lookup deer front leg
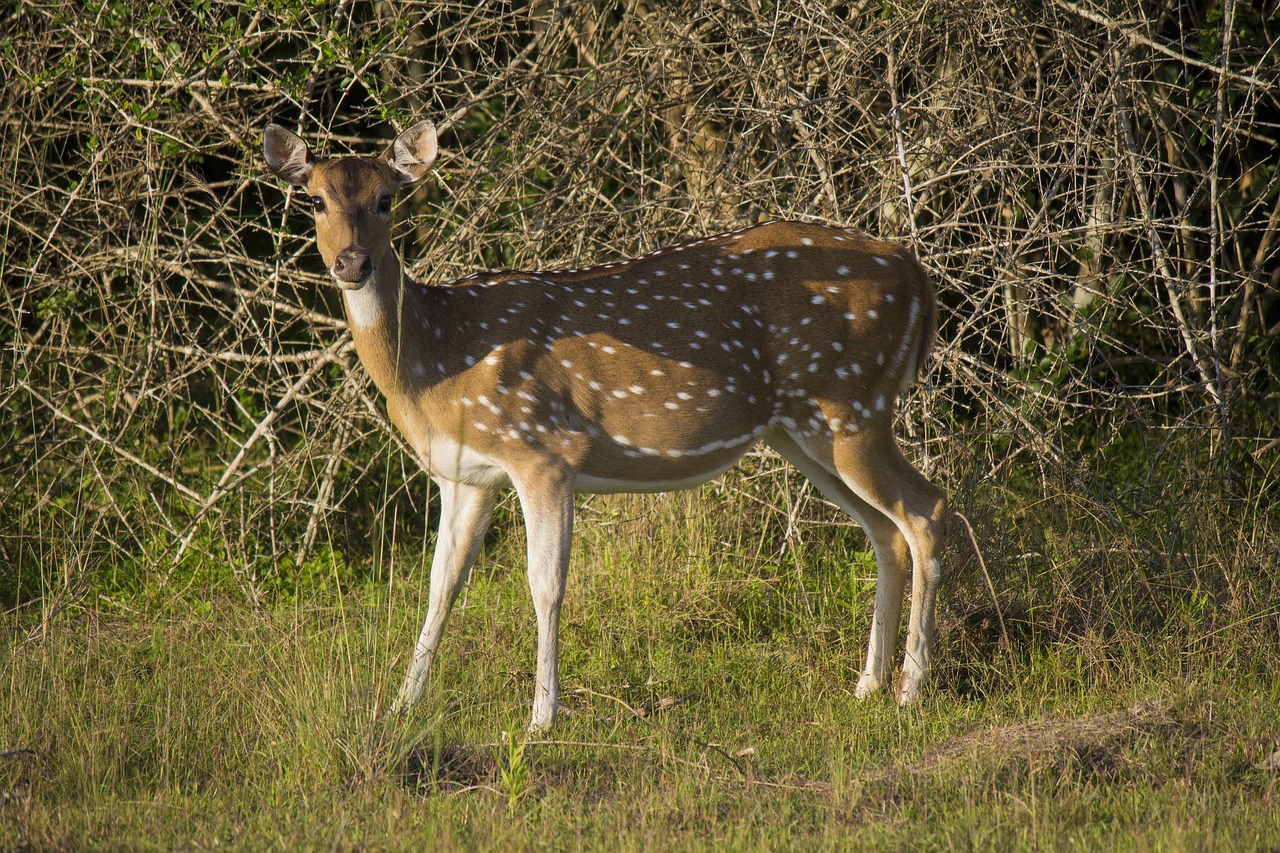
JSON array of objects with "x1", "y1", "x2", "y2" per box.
[
  {"x1": 513, "y1": 468, "x2": 575, "y2": 733},
  {"x1": 393, "y1": 479, "x2": 497, "y2": 713}
]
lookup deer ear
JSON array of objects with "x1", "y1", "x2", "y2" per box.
[
  {"x1": 384, "y1": 120, "x2": 438, "y2": 187},
  {"x1": 263, "y1": 124, "x2": 314, "y2": 187}
]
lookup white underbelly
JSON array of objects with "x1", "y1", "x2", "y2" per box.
[{"x1": 413, "y1": 430, "x2": 749, "y2": 495}]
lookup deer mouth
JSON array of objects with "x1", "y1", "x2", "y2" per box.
[{"x1": 333, "y1": 275, "x2": 368, "y2": 291}]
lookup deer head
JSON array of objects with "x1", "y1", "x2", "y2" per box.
[{"x1": 263, "y1": 120, "x2": 437, "y2": 288}]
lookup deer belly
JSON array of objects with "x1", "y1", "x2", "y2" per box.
[
  {"x1": 572, "y1": 426, "x2": 762, "y2": 494},
  {"x1": 573, "y1": 457, "x2": 740, "y2": 494}
]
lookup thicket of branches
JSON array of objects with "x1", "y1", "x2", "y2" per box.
[{"x1": 3, "y1": 0, "x2": 1277, "y2": 598}]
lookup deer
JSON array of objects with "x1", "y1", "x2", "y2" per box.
[{"x1": 263, "y1": 120, "x2": 947, "y2": 732}]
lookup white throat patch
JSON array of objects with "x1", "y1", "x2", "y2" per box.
[{"x1": 343, "y1": 285, "x2": 382, "y2": 330}]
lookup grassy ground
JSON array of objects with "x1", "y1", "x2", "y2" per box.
[{"x1": 4, "y1": 468, "x2": 1280, "y2": 850}]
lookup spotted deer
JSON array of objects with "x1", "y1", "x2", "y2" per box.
[{"x1": 263, "y1": 120, "x2": 947, "y2": 732}]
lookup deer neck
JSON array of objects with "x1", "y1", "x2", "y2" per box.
[{"x1": 340, "y1": 250, "x2": 423, "y2": 400}]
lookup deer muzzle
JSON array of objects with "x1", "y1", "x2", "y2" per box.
[{"x1": 332, "y1": 247, "x2": 373, "y2": 288}]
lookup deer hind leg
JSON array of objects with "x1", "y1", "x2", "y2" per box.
[
  {"x1": 765, "y1": 429, "x2": 911, "y2": 700},
  {"x1": 829, "y1": 421, "x2": 947, "y2": 705},
  {"x1": 393, "y1": 479, "x2": 498, "y2": 713},
  {"x1": 512, "y1": 467, "x2": 576, "y2": 733}
]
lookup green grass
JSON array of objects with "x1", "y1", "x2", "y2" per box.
[{"x1": 4, "y1": 479, "x2": 1280, "y2": 851}]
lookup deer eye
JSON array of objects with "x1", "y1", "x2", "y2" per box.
[
  {"x1": 310, "y1": 195, "x2": 326, "y2": 212},
  {"x1": 377, "y1": 194, "x2": 392, "y2": 214}
]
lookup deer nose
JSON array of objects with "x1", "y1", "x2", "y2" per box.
[{"x1": 332, "y1": 247, "x2": 373, "y2": 285}]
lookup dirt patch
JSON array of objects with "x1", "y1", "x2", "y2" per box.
[
  {"x1": 851, "y1": 697, "x2": 1212, "y2": 804},
  {"x1": 909, "y1": 698, "x2": 1183, "y2": 780}
]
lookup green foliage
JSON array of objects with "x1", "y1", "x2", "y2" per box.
[{"x1": 496, "y1": 730, "x2": 531, "y2": 817}]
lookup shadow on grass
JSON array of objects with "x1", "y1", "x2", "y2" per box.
[{"x1": 398, "y1": 742, "x2": 497, "y2": 793}]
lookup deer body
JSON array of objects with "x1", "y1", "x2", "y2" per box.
[{"x1": 265, "y1": 121, "x2": 947, "y2": 732}]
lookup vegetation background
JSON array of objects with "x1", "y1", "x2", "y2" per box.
[{"x1": 2, "y1": 0, "x2": 1278, "y2": 849}]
